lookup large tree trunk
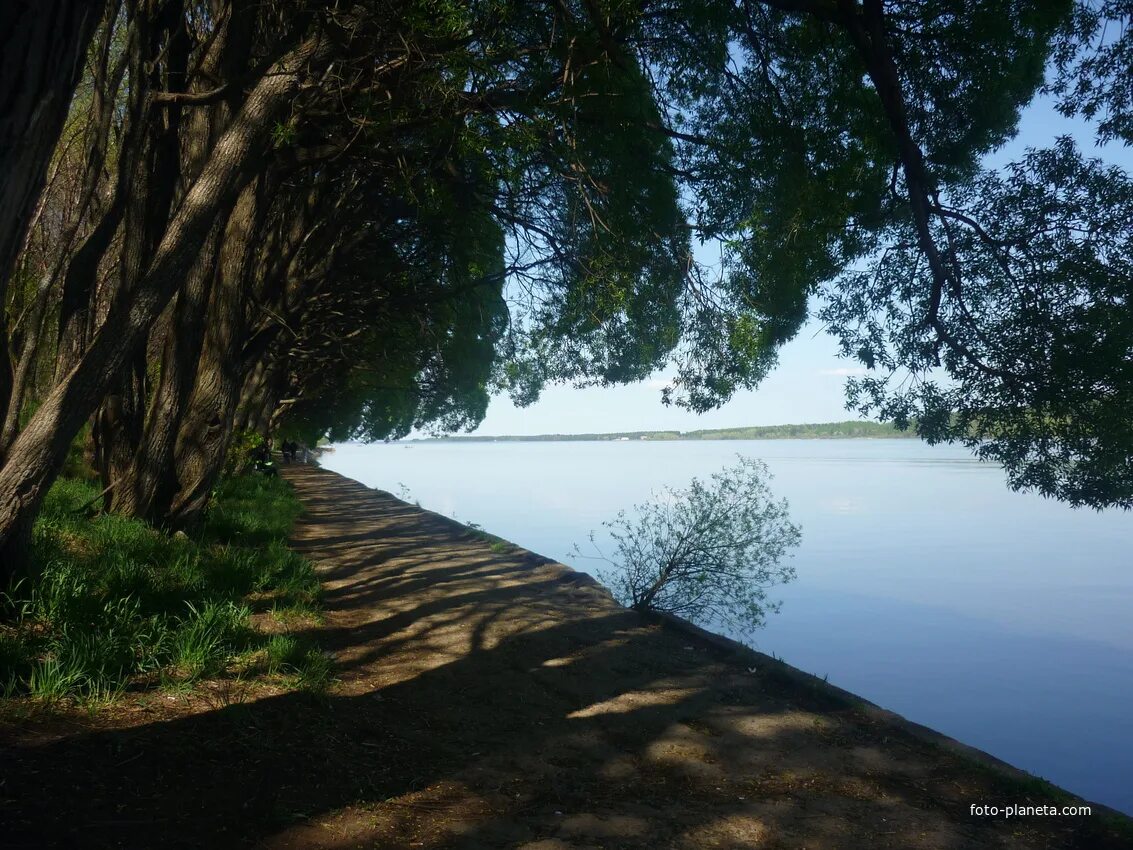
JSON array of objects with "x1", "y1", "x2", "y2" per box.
[
  {"x1": 0, "y1": 0, "x2": 105, "y2": 427},
  {"x1": 0, "y1": 32, "x2": 328, "y2": 577},
  {"x1": 165, "y1": 178, "x2": 266, "y2": 528},
  {"x1": 0, "y1": 0, "x2": 105, "y2": 296},
  {"x1": 35, "y1": 0, "x2": 126, "y2": 381},
  {"x1": 0, "y1": 274, "x2": 53, "y2": 454},
  {"x1": 55, "y1": 192, "x2": 127, "y2": 379},
  {"x1": 234, "y1": 348, "x2": 283, "y2": 435},
  {"x1": 1, "y1": 5, "x2": 127, "y2": 454},
  {"x1": 92, "y1": 352, "x2": 148, "y2": 495},
  {"x1": 103, "y1": 0, "x2": 256, "y2": 521},
  {"x1": 89, "y1": 3, "x2": 189, "y2": 497},
  {"x1": 110, "y1": 217, "x2": 224, "y2": 519}
]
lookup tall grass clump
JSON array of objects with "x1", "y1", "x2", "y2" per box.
[
  {"x1": 205, "y1": 475, "x2": 304, "y2": 546},
  {"x1": 262, "y1": 633, "x2": 331, "y2": 692},
  {"x1": 0, "y1": 474, "x2": 321, "y2": 702}
]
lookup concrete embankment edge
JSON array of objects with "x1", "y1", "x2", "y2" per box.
[{"x1": 346, "y1": 477, "x2": 1124, "y2": 821}]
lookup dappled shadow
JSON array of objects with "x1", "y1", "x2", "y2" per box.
[{"x1": 1, "y1": 466, "x2": 1126, "y2": 849}]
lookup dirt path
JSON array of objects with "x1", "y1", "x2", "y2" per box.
[
  {"x1": 2, "y1": 465, "x2": 1129, "y2": 849},
  {"x1": 269, "y1": 466, "x2": 1128, "y2": 849}
]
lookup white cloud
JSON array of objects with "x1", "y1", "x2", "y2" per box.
[{"x1": 643, "y1": 378, "x2": 672, "y2": 389}]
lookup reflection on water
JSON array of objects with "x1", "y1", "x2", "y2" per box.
[{"x1": 322, "y1": 438, "x2": 1133, "y2": 814}]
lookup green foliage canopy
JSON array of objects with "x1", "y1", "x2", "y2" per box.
[{"x1": 261, "y1": 1, "x2": 1133, "y2": 511}]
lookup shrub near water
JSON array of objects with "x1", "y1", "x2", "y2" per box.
[
  {"x1": 576, "y1": 456, "x2": 801, "y2": 636},
  {"x1": 0, "y1": 475, "x2": 324, "y2": 701}
]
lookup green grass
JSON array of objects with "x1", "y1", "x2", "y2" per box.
[
  {"x1": 265, "y1": 634, "x2": 303, "y2": 674},
  {"x1": 270, "y1": 601, "x2": 323, "y2": 626},
  {"x1": 289, "y1": 647, "x2": 333, "y2": 694},
  {"x1": 262, "y1": 634, "x2": 332, "y2": 693},
  {"x1": 206, "y1": 475, "x2": 305, "y2": 547},
  {"x1": 463, "y1": 521, "x2": 515, "y2": 553},
  {"x1": 0, "y1": 474, "x2": 323, "y2": 703},
  {"x1": 169, "y1": 601, "x2": 252, "y2": 680}
]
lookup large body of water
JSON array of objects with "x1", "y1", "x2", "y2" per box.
[{"x1": 321, "y1": 439, "x2": 1133, "y2": 814}]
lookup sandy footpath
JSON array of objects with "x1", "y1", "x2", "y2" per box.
[
  {"x1": 1, "y1": 464, "x2": 1128, "y2": 849},
  {"x1": 265, "y1": 466, "x2": 1127, "y2": 849}
]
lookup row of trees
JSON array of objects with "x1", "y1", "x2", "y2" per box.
[{"x1": 1, "y1": 0, "x2": 1131, "y2": 574}]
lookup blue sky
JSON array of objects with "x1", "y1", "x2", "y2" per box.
[
  {"x1": 468, "y1": 94, "x2": 1131, "y2": 437},
  {"x1": 476, "y1": 318, "x2": 860, "y2": 435}
]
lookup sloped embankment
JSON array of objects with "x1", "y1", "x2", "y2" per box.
[
  {"x1": 2, "y1": 464, "x2": 1128, "y2": 849},
  {"x1": 267, "y1": 466, "x2": 1129, "y2": 849}
]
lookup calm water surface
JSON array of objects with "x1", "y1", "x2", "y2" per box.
[{"x1": 321, "y1": 439, "x2": 1133, "y2": 814}]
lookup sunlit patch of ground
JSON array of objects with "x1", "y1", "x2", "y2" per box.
[{"x1": 2, "y1": 465, "x2": 1129, "y2": 849}]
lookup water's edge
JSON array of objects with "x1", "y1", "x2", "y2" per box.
[{"x1": 334, "y1": 474, "x2": 1126, "y2": 821}]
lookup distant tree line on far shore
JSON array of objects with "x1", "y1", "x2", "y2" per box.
[
  {"x1": 3, "y1": 0, "x2": 1133, "y2": 573},
  {"x1": 427, "y1": 420, "x2": 919, "y2": 442}
]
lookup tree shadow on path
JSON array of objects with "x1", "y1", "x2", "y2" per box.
[{"x1": 1, "y1": 466, "x2": 1127, "y2": 850}]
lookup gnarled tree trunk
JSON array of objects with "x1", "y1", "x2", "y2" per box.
[
  {"x1": 0, "y1": 32, "x2": 329, "y2": 577},
  {"x1": 110, "y1": 216, "x2": 225, "y2": 520},
  {"x1": 0, "y1": 0, "x2": 106, "y2": 426},
  {"x1": 0, "y1": 273, "x2": 53, "y2": 454},
  {"x1": 90, "y1": 1, "x2": 189, "y2": 496},
  {"x1": 165, "y1": 178, "x2": 266, "y2": 528}
]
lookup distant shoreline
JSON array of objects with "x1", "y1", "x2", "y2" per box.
[{"x1": 416, "y1": 419, "x2": 918, "y2": 443}]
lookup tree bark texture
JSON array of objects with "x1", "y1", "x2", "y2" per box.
[
  {"x1": 166, "y1": 178, "x2": 265, "y2": 528},
  {"x1": 111, "y1": 215, "x2": 225, "y2": 520},
  {"x1": 0, "y1": 0, "x2": 105, "y2": 296},
  {"x1": 92, "y1": 4, "x2": 190, "y2": 500},
  {"x1": 0, "y1": 32, "x2": 329, "y2": 576},
  {"x1": 0, "y1": 0, "x2": 105, "y2": 427}
]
